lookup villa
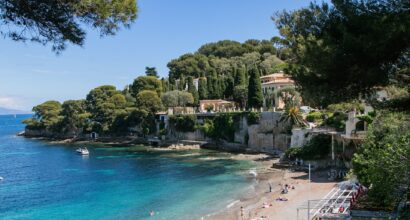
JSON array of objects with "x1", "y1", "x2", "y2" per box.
[{"x1": 260, "y1": 71, "x2": 295, "y2": 109}]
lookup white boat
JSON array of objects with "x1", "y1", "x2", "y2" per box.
[{"x1": 76, "y1": 147, "x2": 89, "y2": 155}]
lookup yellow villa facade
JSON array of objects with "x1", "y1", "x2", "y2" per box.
[{"x1": 260, "y1": 71, "x2": 295, "y2": 109}]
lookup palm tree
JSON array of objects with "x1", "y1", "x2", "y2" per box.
[{"x1": 280, "y1": 100, "x2": 307, "y2": 128}]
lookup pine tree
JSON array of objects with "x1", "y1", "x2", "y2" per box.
[
  {"x1": 145, "y1": 66, "x2": 158, "y2": 78},
  {"x1": 198, "y1": 78, "x2": 208, "y2": 99},
  {"x1": 187, "y1": 76, "x2": 199, "y2": 105},
  {"x1": 247, "y1": 66, "x2": 263, "y2": 108}
]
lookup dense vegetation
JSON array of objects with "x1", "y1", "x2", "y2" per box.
[
  {"x1": 352, "y1": 112, "x2": 409, "y2": 210},
  {"x1": 197, "y1": 113, "x2": 240, "y2": 142},
  {"x1": 196, "y1": 112, "x2": 260, "y2": 142},
  {"x1": 285, "y1": 134, "x2": 331, "y2": 160},
  {"x1": 169, "y1": 115, "x2": 196, "y2": 132},
  {"x1": 24, "y1": 76, "x2": 163, "y2": 136},
  {"x1": 274, "y1": 0, "x2": 410, "y2": 107},
  {"x1": 167, "y1": 40, "x2": 286, "y2": 103},
  {"x1": 276, "y1": 0, "x2": 409, "y2": 213}
]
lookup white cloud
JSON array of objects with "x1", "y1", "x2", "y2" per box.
[{"x1": 0, "y1": 95, "x2": 31, "y2": 111}]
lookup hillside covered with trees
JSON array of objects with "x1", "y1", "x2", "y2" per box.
[
  {"x1": 167, "y1": 39, "x2": 287, "y2": 101},
  {"x1": 23, "y1": 38, "x2": 286, "y2": 137}
]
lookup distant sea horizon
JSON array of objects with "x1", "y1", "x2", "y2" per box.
[{"x1": 0, "y1": 107, "x2": 31, "y2": 115}]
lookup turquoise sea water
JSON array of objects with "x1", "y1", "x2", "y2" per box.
[{"x1": 0, "y1": 115, "x2": 258, "y2": 220}]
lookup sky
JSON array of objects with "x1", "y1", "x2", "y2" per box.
[{"x1": 0, "y1": 0, "x2": 313, "y2": 111}]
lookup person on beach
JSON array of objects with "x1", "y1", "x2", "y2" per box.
[
  {"x1": 276, "y1": 197, "x2": 288, "y2": 201},
  {"x1": 240, "y1": 206, "x2": 244, "y2": 218},
  {"x1": 281, "y1": 187, "x2": 288, "y2": 194},
  {"x1": 268, "y1": 182, "x2": 272, "y2": 192}
]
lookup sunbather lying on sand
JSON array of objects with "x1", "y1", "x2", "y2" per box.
[
  {"x1": 276, "y1": 197, "x2": 288, "y2": 201},
  {"x1": 263, "y1": 202, "x2": 273, "y2": 208}
]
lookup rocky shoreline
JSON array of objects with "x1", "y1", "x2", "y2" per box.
[{"x1": 20, "y1": 131, "x2": 255, "y2": 153}]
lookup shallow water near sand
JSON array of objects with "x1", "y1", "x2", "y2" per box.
[{"x1": 0, "y1": 115, "x2": 259, "y2": 220}]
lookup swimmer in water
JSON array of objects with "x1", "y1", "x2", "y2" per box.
[{"x1": 150, "y1": 210, "x2": 155, "y2": 216}]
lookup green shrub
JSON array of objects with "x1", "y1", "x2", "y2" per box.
[
  {"x1": 159, "y1": 128, "x2": 167, "y2": 136},
  {"x1": 196, "y1": 119, "x2": 214, "y2": 136},
  {"x1": 213, "y1": 114, "x2": 236, "y2": 141},
  {"x1": 204, "y1": 104, "x2": 214, "y2": 112},
  {"x1": 247, "y1": 112, "x2": 260, "y2": 125},
  {"x1": 356, "y1": 111, "x2": 376, "y2": 124},
  {"x1": 306, "y1": 111, "x2": 324, "y2": 123},
  {"x1": 197, "y1": 113, "x2": 242, "y2": 142},
  {"x1": 169, "y1": 115, "x2": 196, "y2": 132},
  {"x1": 324, "y1": 112, "x2": 347, "y2": 131},
  {"x1": 327, "y1": 100, "x2": 364, "y2": 112},
  {"x1": 285, "y1": 134, "x2": 331, "y2": 160},
  {"x1": 285, "y1": 147, "x2": 303, "y2": 158}
]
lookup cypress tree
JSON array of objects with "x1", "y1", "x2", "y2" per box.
[
  {"x1": 247, "y1": 66, "x2": 263, "y2": 108},
  {"x1": 161, "y1": 78, "x2": 169, "y2": 93},
  {"x1": 209, "y1": 77, "x2": 219, "y2": 99},
  {"x1": 207, "y1": 76, "x2": 214, "y2": 98},
  {"x1": 244, "y1": 67, "x2": 249, "y2": 85},
  {"x1": 235, "y1": 67, "x2": 247, "y2": 86},
  {"x1": 231, "y1": 66, "x2": 237, "y2": 78},
  {"x1": 207, "y1": 69, "x2": 220, "y2": 99},
  {"x1": 219, "y1": 77, "x2": 226, "y2": 99},
  {"x1": 178, "y1": 76, "x2": 186, "y2": 91},
  {"x1": 198, "y1": 77, "x2": 208, "y2": 99},
  {"x1": 224, "y1": 76, "x2": 234, "y2": 99},
  {"x1": 213, "y1": 77, "x2": 221, "y2": 99},
  {"x1": 168, "y1": 76, "x2": 176, "y2": 91},
  {"x1": 187, "y1": 76, "x2": 199, "y2": 105}
]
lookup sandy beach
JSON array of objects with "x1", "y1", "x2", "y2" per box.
[{"x1": 206, "y1": 155, "x2": 337, "y2": 220}]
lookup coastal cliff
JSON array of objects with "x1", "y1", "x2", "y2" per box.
[{"x1": 165, "y1": 112, "x2": 291, "y2": 154}]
